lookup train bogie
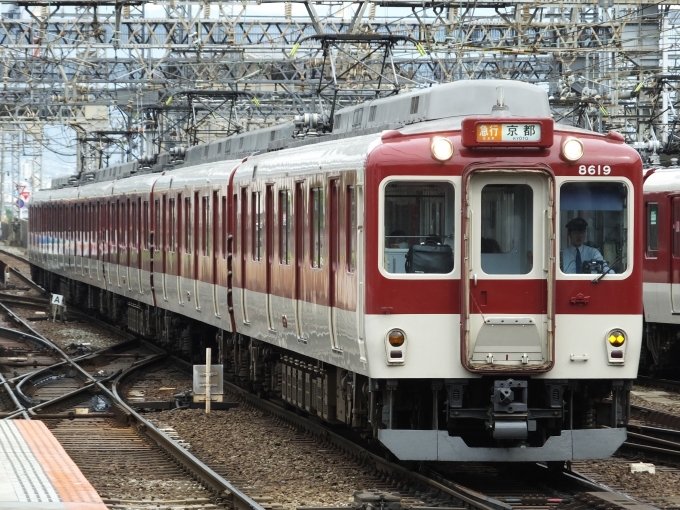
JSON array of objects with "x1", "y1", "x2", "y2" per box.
[{"x1": 30, "y1": 79, "x2": 643, "y2": 462}]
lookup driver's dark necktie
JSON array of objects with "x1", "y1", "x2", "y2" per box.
[{"x1": 575, "y1": 248, "x2": 582, "y2": 274}]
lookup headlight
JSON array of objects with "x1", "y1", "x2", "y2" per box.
[
  {"x1": 607, "y1": 329, "x2": 626, "y2": 347},
  {"x1": 388, "y1": 329, "x2": 405, "y2": 347},
  {"x1": 431, "y1": 137, "x2": 454, "y2": 161},
  {"x1": 562, "y1": 137, "x2": 584, "y2": 162}
]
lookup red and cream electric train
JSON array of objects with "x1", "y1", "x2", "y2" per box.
[{"x1": 29, "y1": 80, "x2": 643, "y2": 462}]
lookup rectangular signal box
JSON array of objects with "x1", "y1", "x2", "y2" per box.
[{"x1": 461, "y1": 117, "x2": 554, "y2": 148}]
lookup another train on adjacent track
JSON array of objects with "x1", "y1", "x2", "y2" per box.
[
  {"x1": 641, "y1": 167, "x2": 680, "y2": 373},
  {"x1": 29, "y1": 79, "x2": 643, "y2": 462}
]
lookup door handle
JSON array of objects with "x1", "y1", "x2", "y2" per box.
[{"x1": 473, "y1": 273, "x2": 478, "y2": 286}]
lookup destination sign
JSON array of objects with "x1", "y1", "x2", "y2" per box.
[{"x1": 476, "y1": 123, "x2": 542, "y2": 143}]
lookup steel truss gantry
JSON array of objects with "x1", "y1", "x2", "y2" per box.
[{"x1": 0, "y1": 0, "x2": 675, "y2": 173}]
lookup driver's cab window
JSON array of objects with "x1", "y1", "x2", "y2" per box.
[
  {"x1": 383, "y1": 181, "x2": 454, "y2": 274},
  {"x1": 559, "y1": 182, "x2": 628, "y2": 275}
]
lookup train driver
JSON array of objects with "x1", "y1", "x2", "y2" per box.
[{"x1": 561, "y1": 217, "x2": 614, "y2": 274}]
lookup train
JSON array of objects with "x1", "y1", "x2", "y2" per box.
[
  {"x1": 642, "y1": 166, "x2": 680, "y2": 373},
  {"x1": 29, "y1": 79, "x2": 643, "y2": 462}
]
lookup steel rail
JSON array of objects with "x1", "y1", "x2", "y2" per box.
[
  {"x1": 0, "y1": 249, "x2": 30, "y2": 266},
  {"x1": 110, "y1": 354, "x2": 267, "y2": 510},
  {"x1": 0, "y1": 371, "x2": 28, "y2": 419},
  {"x1": 204, "y1": 369, "x2": 501, "y2": 510},
  {"x1": 8, "y1": 268, "x2": 46, "y2": 294}
]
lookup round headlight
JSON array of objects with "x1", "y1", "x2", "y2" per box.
[
  {"x1": 562, "y1": 137, "x2": 584, "y2": 162},
  {"x1": 607, "y1": 329, "x2": 626, "y2": 347},
  {"x1": 388, "y1": 329, "x2": 405, "y2": 347},
  {"x1": 431, "y1": 137, "x2": 454, "y2": 161}
]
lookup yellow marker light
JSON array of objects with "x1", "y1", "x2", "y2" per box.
[
  {"x1": 388, "y1": 329, "x2": 405, "y2": 347},
  {"x1": 562, "y1": 137, "x2": 584, "y2": 162},
  {"x1": 607, "y1": 330, "x2": 626, "y2": 347},
  {"x1": 431, "y1": 137, "x2": 454, "y2": 161}
]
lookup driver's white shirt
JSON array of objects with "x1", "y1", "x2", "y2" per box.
[{"x1": 561, "y1": 244, "x2": 609, "y2": 274}]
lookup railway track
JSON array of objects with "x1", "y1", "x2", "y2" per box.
[
  {"x1": 110, "y1": 352, "x2": 650, "y2": 510},
  {"x1": 0, "y1": 259, "x2": 666, "y2": 510},
  {"x1": 0, "y1": 289, "x2": 265, "y2": 510}
]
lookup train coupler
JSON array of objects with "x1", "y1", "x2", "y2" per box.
[{"x1": 488, "y1": 379, "x2": 532, "y2": 439}]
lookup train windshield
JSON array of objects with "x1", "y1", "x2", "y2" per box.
[
  {"x1": 559, "y1": 182, "x2": 628, "y2": 275},
  {"x1": 383, "y1": 181, "x2": 455, "y2": 274}
]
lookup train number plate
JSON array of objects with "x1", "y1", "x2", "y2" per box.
[{"x1": 476, "y1": 123, "x2": 542, "y2": 143}]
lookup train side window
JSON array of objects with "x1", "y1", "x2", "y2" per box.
[
  {"x1": 131, "y1": 201, "x2": 137, "y2": 248},
  {"x1": 202, "y1": 196, "x2": 208, "y2": 255},
  {"x1": 76, "y1": 204, "x2": 81, "y2": 245},
  {"x1": 168, "y1": 198, "x2": 175, "y2": 251},
  {"x1": 311, "y1": 187, "x2": 324, "y2": 268},
  {"x1": 559, "y1": 182, "x2": 628, "y2": 274},
  {"x1": 252, "y1": 191, "x2": 262, "y2": 261},
  {"x1": 347, "y1": 186, "x2": 356, "y2": 273},
  {"x1": 647, "y1": 202, "x2": 658, "y2": 258},
  {"x1": 184, "y1": 197, "x2": 191, "y2": 254},
  {"x1": 84, "y1": 204, "x2": 89, "y2": 245},
  {"x1": 383, "y1": 181, "x2": 454, "y2": 274},
  {"x1": 222, "y1": 196, "x2": 228, "y2": 258},
  {"x1": 143, "y1": 201, "x2": 149, "y2": 249},
  {"x1": 155, "y1": 199, "x2": 161, "y2": 249},
  {"x1": 122, "y1": 200, "x2": 127, "y2": 248},
  {"x1": 279, "y1": 190, "x2": 291, "y2": 264}
]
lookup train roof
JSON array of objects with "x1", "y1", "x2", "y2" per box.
[
  {"x1": 50, "y1": 80, "x2": 553, "y2": 190},
  {"x1": 642, "y1": 166, "x2": 680, "y2": 193}
]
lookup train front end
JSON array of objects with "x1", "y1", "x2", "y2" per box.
[{"x1": 365, "y1": 81, "x2": 643, "y2": 461}]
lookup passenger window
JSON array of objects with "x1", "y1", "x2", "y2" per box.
[
  {"x1": 347, "y1": 186, "x2": 356, "y2": 273},
  {"x1": 184, "y1": 197, "x2": 191, "y2": 254},
  {"x1": 480, "y1": 184, "x2": 533, "y2": 275},
  {"x1": 279, "y1": 190, "x2": 291, "y2": 265},
  {"x1": 252, "y1": 191, "x2": 262, "y2": 261},
  {"x1": 559, "y1": 182, "x2": 628, "y2": 274},
  {"x1": 647, "y1": 202, "x2": 658, "y2": 258},
  {"x1": 311, "y1": 187, "x2": 324, "y2": 268},
  {"x1": 383, "y1": 181, "x2": 454, "y2": 274},
  {"x1": 169, "y1": 199, "x2": 176, "y2": 251}
]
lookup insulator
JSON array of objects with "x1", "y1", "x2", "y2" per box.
[
  {"x1": 123, "y1": 5, "x2": 130, "y2": 18},
  {"x1": 41, "y1": 6, "x2": 47, "y2": 18},
  {"x1": 285, "y1": 2, "x2": 292, "y2": 19},
  {"x1": 369, "y1": 2, "x2": 376, "y2": 19},
  {"x1": 522, "y1": 5, "x2": 530, "y2": 21},
  {"x1": 204, "y1": 3, "x2": 210, "y2": 18}
]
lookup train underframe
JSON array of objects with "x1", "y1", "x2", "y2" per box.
[
  {"x1": 643, "y1": 321, "x2": 680, "y2": 375},
  {"x1": 33, "y1": 267, "x2": 631, "y2": 462}
]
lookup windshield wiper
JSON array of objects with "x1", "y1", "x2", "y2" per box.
[{"x1": 591, "y1": 255, "x2": 622, "y2": 283}]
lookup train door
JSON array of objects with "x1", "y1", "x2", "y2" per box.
[
  {"x1": 176, "y1": 192, "x2": 184, "y2": 305},
  {"x1": 211, "y1": 190, "x2": 220, "y2": 316},
  {"x1": 670, "y1": 197, "x2": 680, "y2": 313},
  {"x1": 463, "y1": 170, "x2": 554, "y2": 370},
  {"x1": 124, "y1": 198, "x2": 131, "y2": 290},
  {"x1": 240, "y1": 187, "x2": 249, "y2": 324},
  {"x1": 265, "y1": 185, "x2": 274, "y2": 330},
  {"x1": 294, "y1": 182, "x2": 304, "y2": 340},
  {"x1": 133, "y1": 198, "x2": 142, "y2": 292},
  {"x1": 75, "y1": 203, "x2": 82, "y2": 275},
  {"x1": 138, "y1": 199, "x2": 143, "y2": 291},
  {"x1": 329, "y1": 179, "x2": 340, "y2": 349},
  {"x1": 194, "y1": 190, "x2": 202, "y2": 311},
  {"x1": 179, "y1": 192, "x2": 195, "y2": 307}
]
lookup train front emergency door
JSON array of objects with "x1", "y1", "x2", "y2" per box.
[{"x1": 464, "y1": 171, "x2": 553, "y2": 369}]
